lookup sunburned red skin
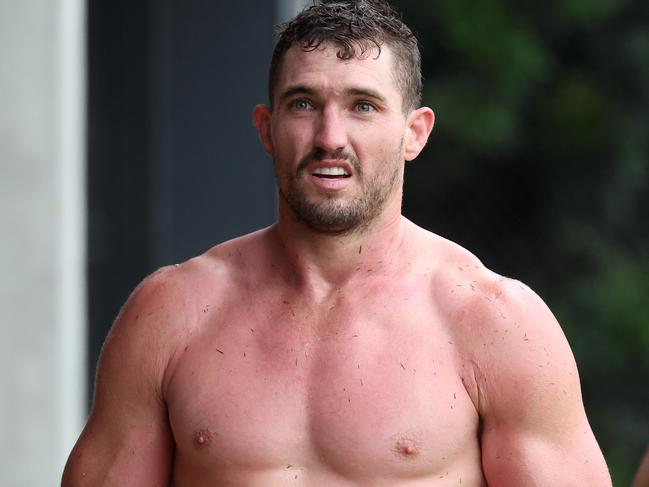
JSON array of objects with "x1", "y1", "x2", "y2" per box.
[
  {"x1": 62, "y1": 37, "x2": 611, "y2": 487},
  {"x1": 162, "y1": 224, "x2": 485, "y2": 486},
  {"x1": 393, "y1": 437, "x2": 419, "y2": 458},
  {"x1": 193, "y1": 429, "x2": 213, "y2": 449},
  {"x1": 61, "y1": 216, "x2": 611, "y2": 486}
]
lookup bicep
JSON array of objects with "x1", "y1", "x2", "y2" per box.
[
  {"x1": 479, "y1": 364, "x2": 612, "y2": 487},
  {"x1": 62, "y1": 408, "x2": 174, "y2": 487},
  {"x1": 474, "y1": 281, "x2": 611, "y2": 486},
  {"x1": 481, "y1": 418, "x2": 610, "y2": 486},
  {"x1": 63, "y1": 273, "x2": 179, "y2": 486}
]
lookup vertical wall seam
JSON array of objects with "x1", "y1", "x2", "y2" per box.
[{"x1": 57, "y1": 0, "x2": 87, "y2": 474}]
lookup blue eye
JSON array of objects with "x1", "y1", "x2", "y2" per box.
[
  {"x1": 356, "y1": 102, "x2": 375, "y2": 113},
  {"x1": 292, "y1": 99, "x2": 313, "y2": 111}
]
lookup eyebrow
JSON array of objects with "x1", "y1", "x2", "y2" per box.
[
  {"x1": 277, "y1": 85, "x2": 317, "y2": 103},
  {"x1": 345, "y1": 87, "x2": 388, "y2": 105},
  {"x1": 277, "y1": 85, "x2": 388, "y2": 105}
]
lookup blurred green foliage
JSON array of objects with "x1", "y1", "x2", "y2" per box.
[{"x1": 394, "y1": 0, "x2": 649, "y2": 484}]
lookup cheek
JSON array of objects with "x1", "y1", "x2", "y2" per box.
[
  {"x1": 353, "y1": 122, "x2": 405, "y2": 156},
  {"x1": 272, "y1": 122, "x2": 313, "y2": 160},
  {"x1": 362, "y1": 138, "x2": 404, "y2": 167}
]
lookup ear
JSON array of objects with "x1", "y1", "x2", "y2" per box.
[
  {"x1": 253, "y1": 104, "x2": 274, "y2": 156},
  {"x1": 404, "y1": 107, "x2": 435, "y2": 162}
]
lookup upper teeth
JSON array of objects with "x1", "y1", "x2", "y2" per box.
[{"x1": 313, "y1": 167, "x2": 348, "y2": 176}]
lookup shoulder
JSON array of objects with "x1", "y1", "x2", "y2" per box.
[
  {"x1": 101, "y1": 228, "x2": 272, "y2": 382},
  {"x1": 424, "y1": 230, "x2": 564, "y2": 353},
  {"x1": 108, "y1": 257, "x2": 214, "y2": 347},
  {"x1": 97, "y1": 263, "x2": 205, "y2": 398},
  {"x1": 121, "y1": 226, "x2": 272, "y2": 324},
  {"x1": 420, "y1": 230, "x2": 579, "y2": 416},
  {"x1": 413, "y1": 225, "x2": 611, "y2": 485}
]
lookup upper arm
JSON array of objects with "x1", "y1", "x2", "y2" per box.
[
  {"x1": 633, "y1": 448, "x2": 649, "y2": 487},
  {"x1": 62, "y1": 267, "x2": 189, "y2": 486},
  {"x1": 466, "y1": 278, "x2": 611, "y2": 486}
]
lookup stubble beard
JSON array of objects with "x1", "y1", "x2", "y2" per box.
[{"x1": 275, "y1": 142, "x2": 404, "y2": 235}]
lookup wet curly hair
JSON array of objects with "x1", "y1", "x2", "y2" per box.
[{"x1": 268, "y1": 0, "x2": 422, "y2": 112}]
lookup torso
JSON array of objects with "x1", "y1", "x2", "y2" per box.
[{"x1": 163, "y1": 225, "x2": 488, "y2": 486}]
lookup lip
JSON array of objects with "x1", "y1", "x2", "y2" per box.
[{"x1": 309, "y1": 173, "x2": 352, "y2": 190}]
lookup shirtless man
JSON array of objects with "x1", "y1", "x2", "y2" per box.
[{"x1": 62, "y1": 1, "x2": 612, "y2": 485}]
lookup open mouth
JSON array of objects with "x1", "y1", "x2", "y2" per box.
[{"x1": 312, "y1": 167, "x2": 351, "y2": 179}]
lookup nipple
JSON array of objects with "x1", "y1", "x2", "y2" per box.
[
  {"x1": 193, "y1": 429, "x2": 213, "y2": 448},
  {"x1": 394, "y1": 438, "x2": 419, "y2": 458}
]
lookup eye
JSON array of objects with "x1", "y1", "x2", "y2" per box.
[
  {"x1": 291, "y1": 99, "x2": 314, "y2": 111},
  {"x1": 356, "y1": 102, "x2": 376, "y2": 114}
]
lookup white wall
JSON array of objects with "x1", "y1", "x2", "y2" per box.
[{"x1": 0, "y1": 0, "x2": 86, "y2": 485}]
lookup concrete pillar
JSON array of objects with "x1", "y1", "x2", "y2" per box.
[{"x1": 0, "y1": 0, "x2": 86, "y2": 484}]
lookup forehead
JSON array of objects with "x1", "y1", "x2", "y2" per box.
[{"x1": 275, "y1": 43, "x2": 400, "y2": 102}]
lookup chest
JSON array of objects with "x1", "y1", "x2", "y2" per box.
[{"x1": 165, "y1": 297, "x2": 479, "y2": 480}]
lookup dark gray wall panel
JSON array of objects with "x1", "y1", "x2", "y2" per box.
[
  {"x1": 87, "y1": 0, "x2": 277, "y2": 405},
  {"x1": 150, "y1": 1, "x2": 277, "y2": 264}
]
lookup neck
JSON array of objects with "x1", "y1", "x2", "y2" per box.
[{"x1": 270, "y1": 195, "x2": 410, "y2": 300}]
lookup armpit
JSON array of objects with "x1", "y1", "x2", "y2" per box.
[{"x1": 459, "y1": 357, "x2": 488, "y2": 416}]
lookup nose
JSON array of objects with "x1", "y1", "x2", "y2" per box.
[{"x1": 313, "y1": 105, "x2": 348, "y2": 154}]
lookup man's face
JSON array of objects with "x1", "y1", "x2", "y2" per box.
[{"x1": 259, "y1": 43, "x2": 412, "y2": 234}]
